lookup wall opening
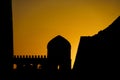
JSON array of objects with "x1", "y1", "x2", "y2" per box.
[
  {"x1": 57, "y1": 65, "x2": 60, "y2": 70},
  {"x1": 13, "y1": 64, "x2": 17, "y2": 69},
  {"x1": 37, "y1": 64, "x2": 42, "y2": 69}
]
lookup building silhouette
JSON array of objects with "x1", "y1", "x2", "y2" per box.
[
  {"x1": 1, "y1": 0, "x2": 13, "y2": 80},
  {"x1": 73, "y1": 16, "x2": 120, "y2": 80},
  {"x1": 13, "y1": 35, "x2": 71, "y2": 80},
  {"x1": 12, "y1": 16, "x2": 120, "y2": 80},
  {"x1": 1, "y1": 0, "x2": 120, "y2": 80},
  {"x1": 47, "y1": 35, "x2": 71, "y2": 72},
  {"x1": 13, "y1": 55, "x2": 47, "y2": 71}
]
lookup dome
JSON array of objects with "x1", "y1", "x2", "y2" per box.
[{"x1": 47, "y1": 35, "x2": 71, "y2": 49}]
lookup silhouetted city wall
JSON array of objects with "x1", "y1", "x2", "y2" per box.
[
  {"x1": 73, "y1": 16, "x2": 120, "y2": 80},
  {"x1": 1, "y1": 1, "x2": 120, "y2": 80},
  {"x1": 13, "y1": 35, "x2": 71, "y2": 80}
]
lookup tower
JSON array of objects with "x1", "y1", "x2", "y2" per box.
[
  {"x1": 0, "y1": 0, "x2": 13, "y2": 79},
  {"x1": 47, "y1": 35, "x2": 71, "y2": 72},
  {"x1": 73, "y1": 16, "x2": 120, "y2": 80}
]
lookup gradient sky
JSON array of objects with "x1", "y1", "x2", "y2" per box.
[{"x1": 12, "y1": 0, "x2": 120, "y2": 68}]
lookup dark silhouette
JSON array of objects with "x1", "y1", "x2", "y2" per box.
[
  {"x1": 13, "y1": 35, "x2": 71, "y2": 80},
  {"x1": 47, "y1": 35, "x2": 71, "y2": 72},
  {"x1": 73, "y1": 16, "x2": 120, "y2": 80},
  {"x1": 13, "y1": 55, "x2": 48, "y2": 80},
  {"x1": 0, "y1": 0, "x2": 13, "y2": 80},
  {"x1": 47, "y1": 35, "x2": 71, "y2": 80},
  {"x1": 13, "y1": 55, "x2": 47, "y2": 71},
  {"x1": 12, "y1": 16, "x2": 120, "y2": 80},
  {"x1": 1, "y1": 0, "x2": 120, "y2": 80}
]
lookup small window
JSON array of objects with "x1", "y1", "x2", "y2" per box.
[
  {"x1": 30, "y1": 64, "x2": 33, "y2": 66},
  {"x1": 23, "y1": 64, "x2": 26, "y2": 67},
  {"x1": 37, "y1": 64, "x2": 42, "y2": 69},
  {"x1": 30, "y1": 64, "x2": 33, "y2": 68},
  {"x1": 13, "y1": 64, "x2": 17, "y2": 69},
  {"x1": 57, "y1": 65, "x2": 60, "y2": 70}
]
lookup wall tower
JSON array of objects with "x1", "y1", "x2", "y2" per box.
[
  {"x1": 47, "y1": 35, "x2": 71, "y2": 72},
  {"x1": 0, "y1": 0, "x2": 13, "y2": 79}
]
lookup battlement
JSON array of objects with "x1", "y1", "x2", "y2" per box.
[{"x1": 13, "y1": 55, "x2": 47, "y2": 59}]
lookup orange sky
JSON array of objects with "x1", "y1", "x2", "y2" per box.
[{"x1": 12, "y1": 0, "x2": 120, "y2": 68}]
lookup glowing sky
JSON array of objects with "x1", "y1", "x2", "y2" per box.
[{"x1": 12, "y1": 0, "x2": 120, "y2": 68}]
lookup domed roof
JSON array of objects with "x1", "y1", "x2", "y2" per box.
[{"x1": 47, "y1": 35, "x2": 71, "y2": 49}]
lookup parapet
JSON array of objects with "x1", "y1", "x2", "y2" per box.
[{"x1": 13, "y1": 55, "x2": 47, "y2": 59}]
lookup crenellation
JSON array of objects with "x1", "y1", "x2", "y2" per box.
[
  {"x1": 38, "y1": 55, "x2": 40, "y2": 58},
  {"x1": 2, "y1": 6, "x2": 120, "y2": 79},
  {"x1": 20, "y1": 55, "x2": 22, "y2": 58},
  {"x1": 34, "y1": 55, "x2": 38, "y2": 58},
  {"x1": 32, "y1": 55, "x2": 34, "y2": 58},
  {"x1": 44, "y1": 55, "x2": 46, "y2": 58},
  {"x1": 13, "y1": 55, "x2": 47, "y2": 59},
  {"x1": 29, "y1": 55, "x2": 31, "y2": 58},
  {"x1": 23, "y1": 55, "x2": 25, "y2": 58},
  {"x1": 17, "y1": 55, "x2": 19, "y2": 58},
  {"x1": 26, "y1": 55, "x2": 28, "y2": 58},
  {"x1": 41, "y1": 55, "x2": 43, "y2": 58}
]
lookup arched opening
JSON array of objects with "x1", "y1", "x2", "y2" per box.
[
  {"x1": 57, "y1": 65, "x2": 60, "y2": 70},
  {"x1": 23, "y1": 64, "x2": 26, "y2": 67},
  {"x1": 13, "y1": 64, "x2": 17, "y2": 69},
  {"x1": 37, "y1": 64, "x2": 42, "y2": 69},
  {"x1": 30, "y1": 64, "x2": 33, "y2": 66},
  {"x1": 30, "y1": 64, "x2": 33, "y2": 68}
]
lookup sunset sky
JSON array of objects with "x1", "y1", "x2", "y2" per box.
[{"x1": 12, "y1": 0, "x2": 120, "y2": 68}]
